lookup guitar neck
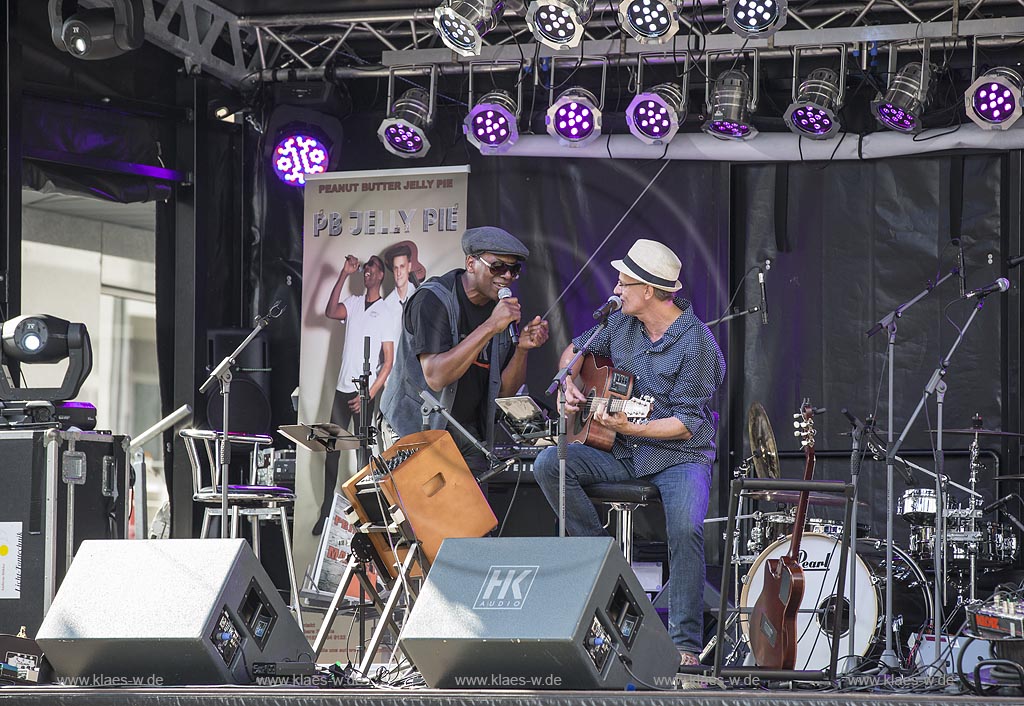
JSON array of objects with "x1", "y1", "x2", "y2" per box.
[
  {"x1": 584, "y1": 397, "x2": 633, "y2": 413},
  {"x1": 789, "y1": 414, "x2": 816, "y2": 561}
]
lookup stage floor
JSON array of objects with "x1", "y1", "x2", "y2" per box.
[{"x1": 0, "y1": 686, "x2": 1020, "y2": 706}]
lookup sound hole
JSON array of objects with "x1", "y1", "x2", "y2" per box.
[{"x1": 817, "y1": 595, "x2": 851, "y2": 638}]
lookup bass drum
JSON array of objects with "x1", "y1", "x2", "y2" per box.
[{"x1": 740, "y1": 533, "x2": 931, "y2": 672}]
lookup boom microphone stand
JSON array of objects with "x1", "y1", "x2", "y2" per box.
[
  {"x1": 199, "y1": 301, "x2": 285, "y2": 538},
  {"x1": 546, "y1": 317, "x2": 612, "y2": 537},
  {"x1": 865, "y1": 268, "x2": 957, "y2": 669},
  {"x1": 889, "y1": 296, "x2": 993, "y2": 675}
]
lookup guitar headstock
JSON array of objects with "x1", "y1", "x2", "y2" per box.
[
  {"x1": 792, "y1": 398, "x2": 817, "y2": 451},
  {"x1": 621, "y1": 395, "x2": 654, "y2": 421}
]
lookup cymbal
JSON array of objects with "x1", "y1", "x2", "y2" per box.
[
  {"x1": 928, "y1": 428, "x2": 1024, "y2": 438},
  {"x1": 747, "y1": 402, "x2": 780, "y2": 479},
  {"x1": 745, "y1": 489, "x2": 867, "y2": 508}
]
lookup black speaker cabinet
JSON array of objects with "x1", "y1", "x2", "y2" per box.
[
  {"x1": 0, "y1": 429, "x2": 129, "y2": 637},
  {"x1": 205, "y1": 328, "x2": 271, "y2": 434},
  {"x1": 37, "y1": 539, "x2": 311, "y2": 685},
  {"x1": 399, "y1": 537, "x2": 678, "y2": 689}
]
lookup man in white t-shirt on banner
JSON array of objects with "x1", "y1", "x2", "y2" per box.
[
  {"x1": 382, "y1": 242, "x2": 423, "y2": 346},
  {"x1": 315, "y1": 254, "x2": 394, "y2": 535}
]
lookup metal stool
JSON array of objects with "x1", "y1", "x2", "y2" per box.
[
  {"x1": 586, "y1": 479, "x2": 661, "y2": 564},
  {"x1": 181, "y1": 428, "x2": 302, "y2": 625}
]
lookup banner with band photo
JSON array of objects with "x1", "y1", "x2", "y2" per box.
[{"x1": 295, "y1": 165, "x2": 468, "y2": 641}]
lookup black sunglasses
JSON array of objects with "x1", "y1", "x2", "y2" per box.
[{"x1": 476, "y1": 256, "x2": 522, "y2": 279}]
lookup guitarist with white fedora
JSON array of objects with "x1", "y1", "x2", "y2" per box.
[{"x1": 533, "y1": 238, "x2": 725, "y2": 669}]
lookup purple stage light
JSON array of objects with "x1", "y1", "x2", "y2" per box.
[
  {"x1": 525, "y1": 0, "x2": 594, "y2": 49},
  {"x1": 871, "y1": 62, "x2": 929, "y2": 134},
  {"x1": 464, "y1": 89, "x2": 520, "y2": 155},
  {"x1": 965, "y1": 68, "x2": 1024, "y2": 130},
  {"x1": 702, "y1": 69, "x2": 757, "y2": 141},
  {"x1": 546, "y1": 88, "x2": 602, "y2": 147},
  {"x1": 378, "y1": 87, "x2": 433, "y2": 158},
  {"x1": 272, "y1": 134, "x2": 329, "y2": 186},
  {"x1": 618, "y1": 0, "x2": 679, "y2": 43},
  {"x1": 626, "y1": 82, "x2": 685, "y2": 144},
  {"x1": 784, "y1": 68, "x2": 842, "y2": 140}
]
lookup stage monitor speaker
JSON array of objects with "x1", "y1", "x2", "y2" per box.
[
  {"x1": 205, "y1": 328, "x2": 272, "y2": 434},
  {"x1": 399, "y1": 537, "x2": 678, "y2": 689},
  {"x1": 37, "y1": 539, "x2": 311, "y2": 685}
]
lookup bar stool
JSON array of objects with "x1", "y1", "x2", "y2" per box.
[
  {"x1": 585, "y1": 479, "x2": 662, "y2": 564},
  {"x1": 181, "y1": 428, "x2": 302, "y2": 625}
]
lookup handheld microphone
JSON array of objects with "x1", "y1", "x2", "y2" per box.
[
  {"x1": 983, "y1": 494, "x2": 1017, "y2": 514},
  {"x1": 758, "y1": 266, "x2": 769, "y2": 325},
  {"x1": 964, "y1": 277, "x2": 1010, "y2": 299},
  {"x1": 593, "y1": 295, "x2": 623, "y2": 320},
  {"x1": 955, "y1": 238, "x2": 966, "y2": 298},
  {"x1": 497, "y1": 287, "x2": 519, "y2": 344}
]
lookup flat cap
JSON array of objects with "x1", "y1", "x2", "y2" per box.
[{"x1": 461, "y1": 226, "x2": 530, "y2": 260}]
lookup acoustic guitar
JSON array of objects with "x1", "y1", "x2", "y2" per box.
[
  {"x1": 748, "y1": 400, "x2": 817, "y2": 670},
  {"x1": 567, "y1": 353, "x2": 653, "y2": 451}
]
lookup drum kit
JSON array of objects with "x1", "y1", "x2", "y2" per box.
[{"x1": 710, "y1": 402, "x2": 1024, "y2": 672}]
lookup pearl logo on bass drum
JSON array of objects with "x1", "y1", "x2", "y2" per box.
[{"x1": 473, "y1": 566, "x2": 539, "y2": 610}]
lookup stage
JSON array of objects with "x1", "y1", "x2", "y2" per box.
[{"x1": 0, "y1": 685, "x2": 1020, "y2": 706}]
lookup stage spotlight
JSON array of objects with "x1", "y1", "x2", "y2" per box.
[
  {"x1": 784, "y1": 68, "x2": 842, "y2": 139},
  {"x1": 871, "y1": 62, "x2": 930, "y2": 133},
  {"x1": 966, "y1": 68, "x2": 1023, "y2": 130},
  {"x1": 433, "y1": 0, "x2": 506, "y2": 57},
  {"x1": 272, "y1": 132, "x2": 330, "y2": 186},
  {"x1": 525, "y1": 0, "x2": 595, "y2": 50},
  {"x1": 48, "y1": 0, "x2": 144, "y2": 61},
  {"x1": 0, "y1": 315, "x2": 93, "y2": 403},
  {"x1": 703, "y1": 69, "x2": 757, "y2": 140},
  {"x1": 465, "y1": 90, "x2": 520, "y2": 155},
  {"x1": 626, "y1": 83, "x2": 686, "y2": 144},
  {"x1": 378, "y1": 88, "x2": 434, "y2": 158},
  {"x1": 546, "y1": 87, "x2": 602, "y2": 147},
  {"x1": 618, "y1": 0, "x2": 680, "y2": 44},
  {"x1": 724, "y1": 0, "x2": 787, "y2": 39}
]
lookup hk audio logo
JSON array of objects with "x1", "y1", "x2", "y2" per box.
[{"x1": 473, "y1": 566, "x2": 539, "y2": 610}]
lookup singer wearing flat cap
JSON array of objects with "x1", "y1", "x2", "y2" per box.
[
  {"x1": 533, "y1": 238, "x2": 725, "y2": 668},
  {"x1": 381, "y1": 226, "x2": 550, "y2": 473}
]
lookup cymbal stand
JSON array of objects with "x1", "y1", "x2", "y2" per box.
[
  {"x1": 866, "y1": 266, "x2": 957, "y2": 670},
  {"x1": 889, "y1": 297, "x2": 989, "y2": 675},
  {"x1": 841, "y1": 410, "x2": 868, "y2": 672},
  {"x1": 966, "y1": 433, "x2": 983, "y2": 601}
]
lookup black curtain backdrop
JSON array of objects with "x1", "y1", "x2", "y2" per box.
[{"x1": 734, "y1": 156, "x2": 1007, "y2": 545}]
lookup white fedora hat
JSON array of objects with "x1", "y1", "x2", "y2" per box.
[{"x1": 611, "y1": 239, "x2": 682, "y2": 292}]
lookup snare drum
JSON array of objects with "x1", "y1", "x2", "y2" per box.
[
  {"x1": 897, "y1": 488, "x2": 939, "y2": 525},
  {"x1": 746, "y1": 513, "x2": 795, "y2": 555}
]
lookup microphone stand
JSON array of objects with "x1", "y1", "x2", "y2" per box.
[
  {"x1": 199, "y1": 301, "x2": 284, "y2": 539},
  {"x1": 841, "y1": 410, "x2": 866, "y2": 672},
  {"x1": 706, "y1": 306, "x2": 760, "y2": 328},
  {"x1": 354, "y1": 336, "x2": 374, "y2": 472},
  {"x1": 545, "y1": 319, "x2": 611, "y2": 537},
  {"x1": 889, "y1": 297, "x2": 991, "y2": 675},
  {"x1": 865, "y1": 268, "x2": 956, "y2": 670},
  {"x1": 418, "y1": 390, "x2": 514, "y2": 482}
]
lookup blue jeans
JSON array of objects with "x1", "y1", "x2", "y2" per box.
[{"x1": 533, "y1": 444, "x2": 711, "y2": 654}]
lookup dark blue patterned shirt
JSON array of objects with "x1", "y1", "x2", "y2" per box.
[{"x1": 572, "y1": 297, "x2": 725, "y2": 476}]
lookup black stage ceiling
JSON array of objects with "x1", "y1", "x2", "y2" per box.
[{"x1": 0, "y1": 688, "x2": 1021, "y2": 706}]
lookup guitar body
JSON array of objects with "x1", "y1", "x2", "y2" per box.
[
  {"x1": 749, "y1": 555, "x2": 804, "y2": 669},
  {"x1": 567, "y1": 355, "x2": 631, "y2": 451},
  {"x1": 748, "y1": 400, "x2": 818, "y2": 671}
]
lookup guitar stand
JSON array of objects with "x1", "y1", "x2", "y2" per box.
[
  {"x1": 679, "y1": 476, "x2": 856, "y2": 683},
  {"x1": 312, "y1": 505, "x2": 427, "y2": 674}
]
